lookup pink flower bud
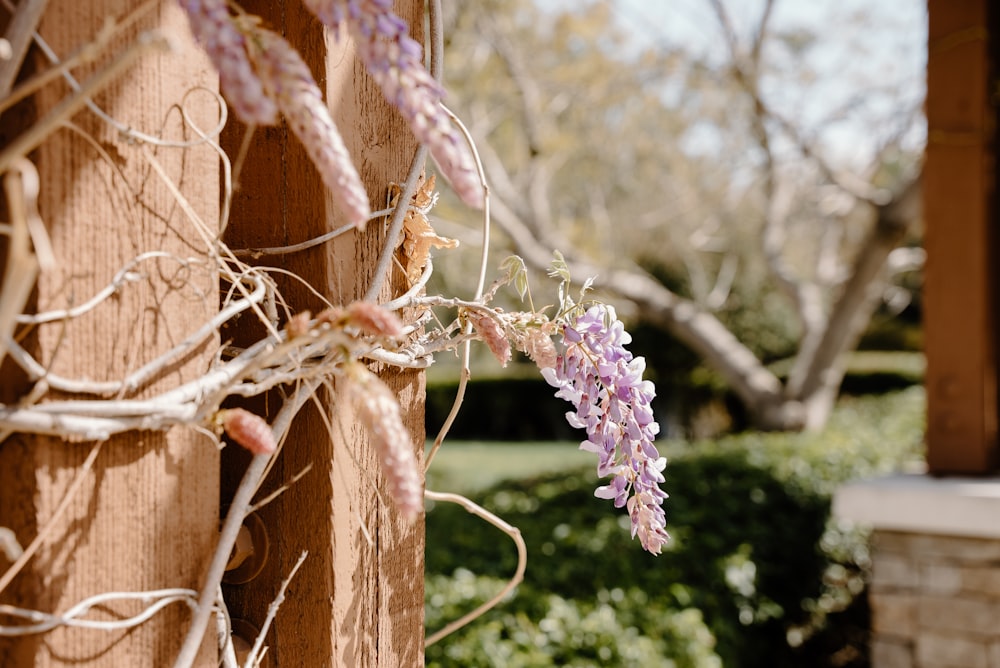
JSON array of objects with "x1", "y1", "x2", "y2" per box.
[
  {"x1": 343, "y1": 362, "x2": 423, "y2": 520},
  {"x1": 466, "y1": 310, "x2": 511, "y2": 367},
  {"x1": 345, "y1": 301, "x2": 404, "y2": 338},
  {"x1": 220, "y1": 408, "x2": 277, "y2": 455}
]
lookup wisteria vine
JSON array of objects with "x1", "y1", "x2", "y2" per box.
[
  {"x1": 0, "y1": 0, "x2": 669, "y2": 661},
  {"x1": 175, "y1": 0, "x2": 670, "y2": 554}
]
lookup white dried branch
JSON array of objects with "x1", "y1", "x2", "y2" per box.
[
  {"x1": 232, "y1": 207, "x2": 392, "y2": 258},
  {"x1": 0, "y1": 588, "x2": 198, "y2": 636},
  {"x1": 0, "y1": 30, "x2": 171, "y2": 172},
  {"x1": 2, "y1": 336, "x2": 122, "y2": 396},
  {"x1": 0, "y1": 0, "x2": 49, "y2": 98},
  {"x1": 0, "y1": 161, "x2": 40, "y2": 367},
  {"x1": 0, "y1": 309, "x2": 370, "y2": 440},
  {"x1": 16, "y1": 251, "x2": 187, "y2": 325},
  {"x1": 242, "y1": 550, "x2": 308, "y2": 668},
  {"x1": 424, "y1": 105, "x2": 491, "y2": 469},
  {"x1": 363, "y1": 144, "x2": 429, "y2": 302},
  {"x1": 423, "y1": 490, "x2": 526, "y2": 647},
  {"x1": 0, "y1": 274, "x2": 500, "y2": 440},
  {"x1": 380, "y1": 256, "x2": 435, "y2": 310},
  {"x1": 4, "y1": 270, "x2": 266, "y2": 398},
  {"x1": 173, "y1": 383, "x2": 317, "y2": 668},
  {"x1": 216, "y1": 588, "x2": 239, "y2": 668}
]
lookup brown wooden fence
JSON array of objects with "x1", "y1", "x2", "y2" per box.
[{"x1": 0, "y1": 1, "x2": 425, "y2": 665}]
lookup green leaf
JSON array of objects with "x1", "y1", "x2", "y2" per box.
[
  {"x1": 501, "y1": 255, "x2": 530, "y2": 301},
  {"x1": 547, "y1": 250, "x2": 571, "y2": 282}
]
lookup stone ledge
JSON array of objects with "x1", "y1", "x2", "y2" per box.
[{"x1": 833, "y1": 473, "x2": 1000, "y2": 538}]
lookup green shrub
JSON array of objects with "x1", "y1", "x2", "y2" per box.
[
  {"x1": 426, "y1": 571, "x2": 721, "y2": 668},
  {"x1": 426, "y1": 387, "x2": 925, "y2": 667}
]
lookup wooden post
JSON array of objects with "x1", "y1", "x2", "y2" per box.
[
  {"x1": 218, "y1": 1, "x2": 426, "y2": 665},
  {"x1": 924, "y1": 0, "x2": 999, "y2": 474},
  {"x1": 0, "y1": 1, "x2": 220, "y2": 665}
]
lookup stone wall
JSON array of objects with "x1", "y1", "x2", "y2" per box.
[{"x1": 869, "y1": 530, "x2": 1000, "y2": 668}]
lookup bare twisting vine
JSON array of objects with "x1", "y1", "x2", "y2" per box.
[{"x1": 0, "y1": 0, "x2": 669, "y2": 662}]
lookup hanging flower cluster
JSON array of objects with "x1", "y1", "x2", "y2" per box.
[
  {"x1": 178, "y1": 0, "x2": 277, "y2": 125},
  {"x1": 459, "y1": 253, "x2": 670, "y2": 553},
  {"x1": 243, "y1": 23, "x2": 371, "y2": 228},
  {"x1": 542, "y1": 305, "x2": 670, "y2": 555},
  {"x1": 302, "y1": 0, "x2": 483, "y2": 207},
  {"x1": 179, "y1": 0, "x2": 484, "y2": 224}
]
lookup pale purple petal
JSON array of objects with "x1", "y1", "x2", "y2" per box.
[
  {"x1": 178, "y1": 0, "x2": 277, "y2": 124},
  {"x1": 244, "y1": 25, "x2": 371, "y2": 229},
  {"x1": 546, "y1": 304, "x2": 670, "y2": 554},
  {"x1": 304, "y1": 0, "x2": 484, "y2": 207}
]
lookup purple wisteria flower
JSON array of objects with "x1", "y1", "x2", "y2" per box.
[
  {"x1": 178, "y1": 0, "x2": 277, "y2": 125},
  {"x1": 243, "y1": 24, "x2": 371, "y2": 229},
  {"x1": 542, "y1": 305, "x2": 670, "y2": 555},
  {"x1": 302, "y1": 0, "x2": 484, "y2": 208}
]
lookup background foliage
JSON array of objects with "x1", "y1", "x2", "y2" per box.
[
  {"x1": 430, "y1": 0, "x2": 926, "y2": 430},
  {"x1": 425, "y1": 387, "x2": 924, "y2": 667}
]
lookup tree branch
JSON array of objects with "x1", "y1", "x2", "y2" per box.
[
  {"x1": 488, "y1": 188, "x2": 787, "y2": 420},
  {"x1": 786, "y1": 174, "x2": 922, "y2": 408},
  {"x1": 479, "y1": 15, "x2": 555, "y2": 232}
]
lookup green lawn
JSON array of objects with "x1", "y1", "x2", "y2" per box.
[{"x1": 425, "y1": 440, "x2": 592, "y2": 495}]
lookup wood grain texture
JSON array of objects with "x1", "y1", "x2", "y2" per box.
[
  {"x1": 924, "y1": 0, "x2": 999, "y2": 473},
  {"x1": 218, "y1": 1, "x2": 426, "y2": 665},
  {"x1": 0, "y1": 1, "x2": 221, "y2": 665}
]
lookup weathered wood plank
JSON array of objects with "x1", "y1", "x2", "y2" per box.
[
  {"x1": 218, "y1": 1, "x2": 426, "y2": 664},
  {"x1": 0, "y1": 1, "x2": 220, "y2": 665}
]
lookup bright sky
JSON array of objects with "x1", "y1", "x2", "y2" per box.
[{"x1": 544, "y1": 0, "x2": 928, "y2": 167}]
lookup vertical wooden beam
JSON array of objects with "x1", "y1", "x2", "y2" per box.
[
  {"x1": 219, "y1": 1, "x2": 425, "y2": 664},
  {"x1": 924, "y1": 0, "x2": 999, "y2": 474},
  {"x1": 0, "y1": 1, "x2": 220, "y2": 665}
]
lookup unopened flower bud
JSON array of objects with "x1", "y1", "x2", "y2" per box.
[
  {"x1": 466, "y1": 309, "x2": 511, "y2": 367},
  {"x1": 179, "y1": 0, "x2": 277, "y2": 125},
  {"x1": 243, "y1": 23, "x2": 371, "y2": 229},
  {"x1": 303, "y1": 0, "x2": 484, "y2": 207},
  {"x1": 343, "y1": 362, "x2": 423, "y2": 520},
  {"x1": 220, "y1": 408, "x2": 277, "y2": 455},
  {"x1": 345, "y1": 301, "x2": 405, "y2": 338}
]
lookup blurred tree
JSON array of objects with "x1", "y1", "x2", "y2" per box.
[{"x1": 434, "y1": 0, "x2": 924, "y2": 430}]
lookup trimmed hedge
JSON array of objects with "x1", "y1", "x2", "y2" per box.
[
  {"x1": 425, "y1": 387, "x2": 925, "y2": 667},
  {"x1": 426, "y1": 352, "x2": 924, "y2": 441}
]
